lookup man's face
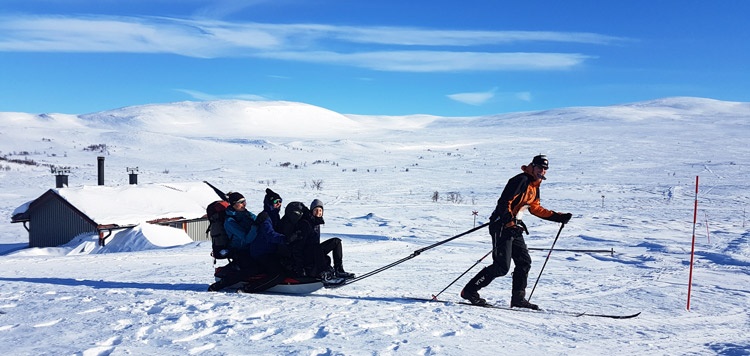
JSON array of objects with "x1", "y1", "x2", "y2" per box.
[
  {"x1": 233, "y1": 199, "x2": 246, "y2": 211},
  {"x1": 532, "y1": 165, "x2": 547, "y2": 181},
  {"x1": 312, "y1": 207, "x2": 323, "y2": 218}
]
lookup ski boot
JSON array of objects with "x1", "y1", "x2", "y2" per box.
[
  {"x1": 334, "y1": 266, "x2": 355, "y2": 279},
  {"x1": 510, "y1": 290, "x2": 539, "y2": 310},
  {"x1": 460, "y1": 288, "x2": 487, "y2": 306}
]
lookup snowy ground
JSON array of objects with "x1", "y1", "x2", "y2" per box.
[{"x1": 0, "y1": 98, "x2": 748, "y2": 355}]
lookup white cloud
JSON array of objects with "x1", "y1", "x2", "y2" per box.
[
  {"x1": 260, "y1": 50, "x2": 589, "y2": 72},
  {"x1": 0, "y1": 16, "x2": 281, "y2": 57},
  {"x1": 175, "y1": 89, "x2": 269, "y2": 101},
  {"x1": 448, "y1": 90, "x2": 534, "y2": 106},
  {"x1": 516, "y1": 92, "x2": 533, "y2": 102},
  {"x1": 0, "y1": 14, "x2": 608, "y2": 71},
  {"x1": 447, "y1": 89, "x2": 497, "y2": 106},
  {"x1": 333, "y1": 27, "x2": 627, "y2": 46}
]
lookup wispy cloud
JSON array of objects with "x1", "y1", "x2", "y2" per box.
[
  {"x1": 332, "y1": 27, "x2": 626, "y2": 46},
  {"x1": 191, "y1": 0, "x2": 275, "y2": 19},
  {"x1": 0, "y1": 16, "x2": 281, "y2": 57},
  {"x1": 447, "y1": 89, "x2": 534, "y2": 106},
  {"x1": 516, "y1": 92, "x2": 532, "y2": 102},
  {"x1": 257, "y1": 51, "x2": 590, "y2": 72},
  {"x1": 175, "y1": 89, "x2": 269, "y2": 101},
  {"x1": 447, "y1": 89, "x2": 497, "y2": 106},
  {"x1": 0, "y1": 14, "x2": 617, "y2": 71}
]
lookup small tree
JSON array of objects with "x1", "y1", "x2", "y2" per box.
[
  {"x1": 311, "y1": 179, "x2": 323, "y2": 191},
  {"x1": 432, "y1": 191, "x2": 439, "y2": 202},
  {"x1": 447, "y1": 191, "x2": 463, "y2": 204}
]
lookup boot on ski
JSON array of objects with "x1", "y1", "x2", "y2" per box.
[
  {"x1": 461, "y1": 288, "x2": 487, "y2": 306},
  {"x1": 334, "y1": 265, "x2": 355, "y2": 279},
  {"x1": 510, "y1": 290, "x2": 539, "y2": 310}
]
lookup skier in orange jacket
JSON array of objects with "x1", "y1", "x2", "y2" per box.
[{"x1": 461, "y1": 154, "x2": 572, "y2": 309}]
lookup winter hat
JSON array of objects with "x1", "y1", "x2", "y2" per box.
[
  {"x1": 227, "y1": 192, "x2": 245, "y2": 205},
  {"x1": 310, "y1": 199, "x2": 324, "y2": 211},
  {"x1": 264, "y1": 188, "x2": 282, "y2": 205},
  {"x1": 530, "y1": 154, "x2": 549, "y2": 169}
]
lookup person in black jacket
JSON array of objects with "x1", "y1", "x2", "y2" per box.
[
  {"x1": 276, "y1": 201, "x2": 317, "y2": 277},
  {"x1": 461, "y1": 155, "x2": 572, "y2": 309},
  {"x1": 310, "y1": 199, "x2": 354, "y2": 279}
]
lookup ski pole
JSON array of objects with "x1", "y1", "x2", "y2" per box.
[
  {"x1": 528, "y1": 223, "x2": 565, "y2": 302},
  {"x1": 430, "y1": 249, "x2": 492, "y2": 300},
  {"x1": 203, "y1": 180, "x2": 228, "y2": 201},
  {"x1": 328, "y1": 222, "x2": 490, "y2": 289}
]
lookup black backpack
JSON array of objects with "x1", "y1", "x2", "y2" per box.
[{"x1": 206, "y1": 200, "x2": 231, "y2": 261}]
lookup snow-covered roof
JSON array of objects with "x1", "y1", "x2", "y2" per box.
[{"x1": 16, "y1": 182, "x2": 219, "y2": 226}]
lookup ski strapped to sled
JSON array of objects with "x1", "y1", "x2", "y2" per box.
[{"x1": 406, "y1": 297, "x2": 641, "y2": 319}]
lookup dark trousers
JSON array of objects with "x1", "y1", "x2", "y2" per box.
[
  {"x1": 320, "y1": 237, "x2": 343, "y2": 270},
  {"x1": 464, "y1": 227, "x2": 532, "y2": 294}
]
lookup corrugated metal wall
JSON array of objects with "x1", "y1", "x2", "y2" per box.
[
  {"x1": 166, "y1": 219, "x2": 210, "y2": 242},
  {"x1": 29, "y1": 198, "x2": 96, "y2": 247},
  {"x1": 186, "y1": 220, "x2": 210, "y2": 241}
]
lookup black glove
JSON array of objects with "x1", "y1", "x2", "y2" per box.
[
  {"x1": 488, "y1": 220, "x2": 502, "y2": 236},
  {"x1": 551, "y1": 212, "x2": 572, "y2": 224},
  {"x1": 505, "y1": 225, "x2": 525, "y2": 238},
  {"x1": 286, "y1": 231, "x2": 302, "y2": 243}
]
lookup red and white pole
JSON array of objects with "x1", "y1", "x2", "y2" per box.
[{"x1": 687, "y1": 176, "x2": 699, "y2": 311}]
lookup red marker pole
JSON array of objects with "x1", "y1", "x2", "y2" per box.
[{"x1": 687, "y1": 176, "x2": 699, "y2": 311}]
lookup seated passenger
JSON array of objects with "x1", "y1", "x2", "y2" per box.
[{"x1": 310, "y1": 199, "x2": 355, "y2": 279}]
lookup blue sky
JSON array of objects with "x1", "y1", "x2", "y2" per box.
[{"x1": 1, "y1": 0, "x2": 748, "y2": 116}]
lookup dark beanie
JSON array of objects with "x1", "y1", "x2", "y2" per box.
[
  {"x1": 264, "y1": 188, "x2": 282, "y2": 204},
  {"x1": 531, "y1": 154, "x2": 549, "y2": 169},
  {"x1": 227, "y1": 192, "x2": 245, "y2": 205}
]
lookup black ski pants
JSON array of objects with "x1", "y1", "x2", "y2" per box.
[
  {"x1": 465, "y1": 226, "x2": 532, "y2": 294},
  {"x1": 320, "y1": 237, "x2": 343, "y2": 270}
]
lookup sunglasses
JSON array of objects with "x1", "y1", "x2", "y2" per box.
[
  {"x1": 234, "y1": 198, "x2": 246, "y2": 205},
  {"x1": 272, "y1": 199, "x2": 282, "y2": 205}
]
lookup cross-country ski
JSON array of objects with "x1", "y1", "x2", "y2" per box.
[{"x1": 405, "y1": 297, "x2": 641, "y2": 319}]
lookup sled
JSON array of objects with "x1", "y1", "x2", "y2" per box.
[{"x1": 214, "y1": 266, "x2": 324, "y2": 294}]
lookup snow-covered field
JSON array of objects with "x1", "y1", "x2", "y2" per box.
[{"x1": 0, "y1": 98, "x2": 748, "y2": 355}]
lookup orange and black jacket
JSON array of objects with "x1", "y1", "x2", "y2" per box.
[{"x1": 490, "y1": 166, "x2": 559, "y2": 229}]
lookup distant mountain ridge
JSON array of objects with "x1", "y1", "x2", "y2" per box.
[
  {"x1": 467, "y1": 96, "x2": 750, "y2": 127},
  {"x1": 1, "y1": 97, "x2": 747, "y2": 139}
]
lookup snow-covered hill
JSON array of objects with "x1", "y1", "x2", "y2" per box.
[
  {"x1": 0, "y1": 97, "x2": 748, "y2": 355},
  {"x1": 79, "y1": 100, "x2": 367, "y2": 138}
]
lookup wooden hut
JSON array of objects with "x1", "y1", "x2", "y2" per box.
[{"x1": 11, "y1": 182, "x2": 218, "y2": 248}]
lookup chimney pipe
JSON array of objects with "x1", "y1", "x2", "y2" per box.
[
  {"x1": 51, "y1": 166, "x2": 70, "y2": 188},
  {"x1": 55, "y1": 174, "x2": 68, "y2": 188},
  {"x1": 97, "y1": 156, "x2": 105, "y2": 186},
  {"x1": 127, "y1": 167, "x2": 139, "y2": 185}
]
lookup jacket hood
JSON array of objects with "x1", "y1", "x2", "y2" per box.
[{"x1": 310, "y1": 199, "x2": 324, "y2": 211}]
